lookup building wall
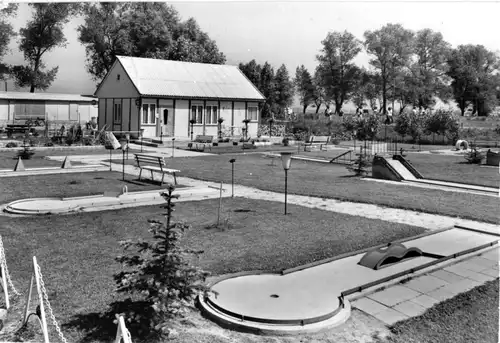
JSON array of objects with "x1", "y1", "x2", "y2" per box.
[
  {"x1": 95, "y1": 61, "x2": 140, "y2": 99},
  {"x1": 98, "y1": 99, "x2": 106, "y2": 130},
  {"x1": 1, "y1": 99, "x2": 97, "y2": 128},
  {"x1": 0, "y1": 100, "x2": 9, "y2": 126},
  {"x1": 233, "y1": 102, "x2": 246, "y2": 136},
  {"x1": 175, "y1": 100, "x2": 189, "y2": 138}
]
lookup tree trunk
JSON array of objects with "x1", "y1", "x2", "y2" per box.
[
  {"x1": 382, "y1": 79, "x2": 387, "y2": 115},
  {"x1": 302, "y1": 104, "x2": 308, "y2": 114},
  {"x1": 335, "y1": 101, "x2": 342, "y2": 115},
  {"x1": 315, "y1": 105, "x2": 320, "y2": 114}
]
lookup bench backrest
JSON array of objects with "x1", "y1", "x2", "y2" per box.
[
  {"x1": 135, "y1": 154, "x2": 166, "y2": 168},
  {"x1": 308, "y1": 136, "x2": 330, "y2": 143},
  {"x1": 195, "y1": 135, "x2": 214, "y2": 143}
]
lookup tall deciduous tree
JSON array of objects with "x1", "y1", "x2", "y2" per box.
[
  {"x1": 259, "y1": 62, "x2": 276, "y2": 119},
  {"x1": 410, "y1": 29, "x2": 452, "y2": 108},
  {"x1": 364, "y1": 24, "x2": 414, "y2": 114},
  {"x1": 294, "y1": 65, "x2": 315, "y2": 113},
  {"x1": 78, "y1": 3, "x2": 226, "y2": 82},
  {"x1": 274, "y1": 64, "x2": 295, "y2": 116},
  {"x1": 312, "y1": 69, "x2": 326, "y2": 114},
  {"x1": 447, "y1": 44, "x2": 499, "y2": 116},
  {"x1": 316, "y1": 31, "x2": 362, "y2": 114},
  {"x1": 238, "y1": 59, "x2": 261, "y2": 89},
  {"x1": 12, "y1": 3, "x2": 80, "y2": 92},
  {"x1": 0, "y1": 4, "x2": 18, "y2": 81}
]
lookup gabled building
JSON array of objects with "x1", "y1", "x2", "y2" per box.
[{"x1": 94, "y1": 56, "x2": 266, "y2": 139}]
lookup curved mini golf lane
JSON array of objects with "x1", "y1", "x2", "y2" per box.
[
  {"x1": 2, "y1": 186, "x2": 220, "y2": 215},
  {"x1": 200, "y1": 226, "x2": 499, "y2": 334}
]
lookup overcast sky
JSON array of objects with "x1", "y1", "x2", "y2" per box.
[{"x1": 2, "y1": 0, "x2": 500, "y2": 98}]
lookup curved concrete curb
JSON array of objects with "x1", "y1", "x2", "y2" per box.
[{"x1": 198, "y1": 294, "x2": 351, "y2": 336}]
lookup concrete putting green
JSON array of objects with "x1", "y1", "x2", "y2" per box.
[
  {"x1": 199, "y1": 226, "x2": 499, "y2": 335},
  {"x1": 2, "y1": 186, "x2": 221, "y2": 215}
]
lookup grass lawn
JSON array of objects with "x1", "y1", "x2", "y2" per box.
[
  {"x1": 0, "y1": 197, "x2": 425, "y2": 343},
  {"x1": 0, "y1": 171, "x2": 164, "y2": 203},
  {"x1": 384, "y1": 278, "x2": 499, "y2": 343},
  {"x1": 294, "y1": 149, "x2": 499, "y2": 188},
  {"x1": 404, "y1": 152, "x2": 499, "y2": 187},
  {"x1": 115, "y1": 154, "x2": 498, "y2": 224}
]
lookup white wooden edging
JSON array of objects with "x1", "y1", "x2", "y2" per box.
[
  {"x1": 0, "y1": 263, "x2": 9, "y2": 309},
  {"x1": 23, "y1": 256, "x2": 50, "y2": 343},
  {"x1": 115, "y1": 315, "x2": 133, "y2": 343}
]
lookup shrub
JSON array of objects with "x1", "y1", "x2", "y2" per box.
[
  {"x1": 464, "y1": 148, "x2": 485, "y2": 164},
  {"x1": 5, "y1": 142, "x2": 18, "y2": 148},
  {"x1": 346, "y1": 150, "x2": 372, "y2": 176},
  {"x1": 114, "y1": 185, "x2": 212, "y2": 338}
]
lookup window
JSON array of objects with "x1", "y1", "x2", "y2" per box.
[
  {"x1": 205, "y1": 106, "x2": 218, "y2": 124},
  {"x1": 114, "y1": 103, "x2": 122, "y2": 123},
  {"x1": 191, "y1": 105, "x2": 204, "y2": 124},
  {"x1": 248, "y1": 107, "x2": 258, "y2": 121},
  {"x1": 142, "y1": 104, "x2": 156, "y2": 125}
]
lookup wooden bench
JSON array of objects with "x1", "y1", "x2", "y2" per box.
[
  {"x1": 6, "y1": 124, "x2": 29, "y2": 138},
  {"x1": 187, "y1": 135, "x2": 214, "y2": 152},
  {"x1": 134, "y1": 153, "x2": 180, "y2": 185},
  {"x1": 303, "y1": 135, "x2": 331, "y2": 151},
  {"x1": 470, "y1": 140, "x2": 499, "y2": 149}
]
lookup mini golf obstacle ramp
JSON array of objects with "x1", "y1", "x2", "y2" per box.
[
  {"x1": 3, "y1": 186, "x2": 221, "y2": 215},
  {"x1": 199, "y1": 225, "x2": 499, "y2": 335},
  {"x1": 372, "y1": 155, "x2": 498, "y2": 196},
  {"x1": 358, "y1": 243, "x2": 429, "y2": 270}
]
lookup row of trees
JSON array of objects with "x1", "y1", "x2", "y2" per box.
[
  {"x1": 0, "y1": 3, "x2": 226, "y2": 91},
  {"x1": 294, "y1": 26, "x2": 500, "y2": 117},
  {"x1": 0, "y1": 4, "x2": 498, "y2": 117}
]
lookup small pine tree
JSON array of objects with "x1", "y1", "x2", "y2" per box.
[
  {"x1": 347, "y1": 148, "x2": 372, "y2": 176},
  {"x1": 114, "y1": 184, "x2": 212, "y2": 338}
]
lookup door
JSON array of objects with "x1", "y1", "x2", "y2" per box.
[{"x1": 161, "y1": 107, "x2": 174, "y2": 137}]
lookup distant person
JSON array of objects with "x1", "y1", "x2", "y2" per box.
[
  {"x1": 412, "y1": 107, "x2": 417, "y2": 116},
  {"x1": 386, "y1": 107, "x2": 394, "y2": 124}
]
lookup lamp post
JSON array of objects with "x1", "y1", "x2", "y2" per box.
[
  {"x1": 280, "y1": 152, "x2": 292, "y2": 215},
  {"x1": 125, "y1": 133, "x2": 130, "y2": 160},
  {"x1": 119, "y1": 137, "x2": 127, "y2": 181},
  {"x1": 229, "y1": 158, "x2": 236, "y2": 198},
  {"x1": 171, "y1": 138, "x2": 175, "y2": 158}
]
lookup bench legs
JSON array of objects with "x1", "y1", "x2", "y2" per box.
[
  {"x1": 138, "y1": 168, "x2": 143, "y2": 181},
  {"x1": 173, "y1": 173, "x2": 177, "y2": 185},
  {"x1": 161, "y1": 173, "x2": 165, "y2": 186},
  {"x1": 150, "y1": 170, "x2": 154, "y2": 182}
]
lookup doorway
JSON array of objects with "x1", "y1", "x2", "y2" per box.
[{"x1": 162, "y1": 108, "x2": 174, "y2": 137}]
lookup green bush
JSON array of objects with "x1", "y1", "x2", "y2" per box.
[
  {"x1": 5, "y1": 142, "x2": 18, "y2": 148},
  {"x1": 464, "y1": 148, "x2": 485, "y2": 164},
  {"x1": 114, "y1": 186, "x2": 212, "y2": 338}
]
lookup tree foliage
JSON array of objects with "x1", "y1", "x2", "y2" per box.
[
  {"x1": 447, "y1": 44, "x2": 499, "y2": 116},
  {"x1": 316, "y1": 31, "x2": 362, "y2": 114},
  {"x1": 78, "y1": 3, "x2": 226, "y2": 82},
  {"x1": 0, "y1": 4, "x2": 18, "y2": 80},
  {"x1": 114, "y1": 185, "x2": 212, "y2": 338},
  {"x1": 294, "y1": 65, "x2": 315, "y2": 113},
  {"x1": 394, "y1": 109, "x2": 430, "y2": 142},
  {"x1": 364, "y1": 24, "x2": 414, "y2": 114},
  {"x1": 12, "y1": 3, "x2": 80, "y2": 92},
  {"x1": 274, "y1": 64, "x2": 295, "y2": 116}
]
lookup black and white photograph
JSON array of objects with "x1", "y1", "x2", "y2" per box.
[{"x1": 0, "y1": 1, "x2": 498, "y2": 342}]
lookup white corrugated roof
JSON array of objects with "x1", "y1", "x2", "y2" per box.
[
  {"x1": 116, "y1": 56, "x2": 265, "y2": 101},
  {"x1": 0, "y1": 91, "x2": 96, "y2": 102}
]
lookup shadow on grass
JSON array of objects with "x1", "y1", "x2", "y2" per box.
[{"x1": 63, "y1": 299, "x2": 162, "y2": 343}]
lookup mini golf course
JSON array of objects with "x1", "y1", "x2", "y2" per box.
[
  {"x1": 1, "y1": 186, "x2": 221, "y2": 215},
  {"x1": 198, "y1": 225, "x2": 499, "y2": 335}
]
